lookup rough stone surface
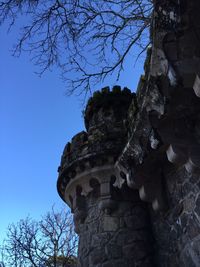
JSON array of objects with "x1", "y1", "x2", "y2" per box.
[
  {"x1": 116, "y1": 0, "x2": 200, "y2": 266},
  {"x1": 77, "y1": 191, "x2": 154, "y2": 267},
  {"x1": 150, "y1": 165, "x2": 200, "y2": 267},
  {"x1": 57, "y1": 1, "x2": 200, "y2": 266}
]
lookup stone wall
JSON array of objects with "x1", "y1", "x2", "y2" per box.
[
  {"x1": 77, "y1": 185, "x2": 154, "y2": 267},
  {"x1": 150, "y1": 1, "x2": 200, "y2": 265},
  {"x1": 57, "y1": 87, "x2": 155, "y2": 267},
  {"x1": 57, "y1": 1, "x2": 200, "y2": 266},
  {"x1": 116, "y1": 1, "x2": 200, "y2": 266},
  {"x1": 151, "y1": 164, "x2": 200, "y2": 267}
]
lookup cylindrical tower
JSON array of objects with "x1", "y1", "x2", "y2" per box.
[{"x1": 57, "y1": 86, "x2": 154, "y2": 267}]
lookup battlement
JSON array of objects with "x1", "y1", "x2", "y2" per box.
[
  {"x1": 57, "y1": 86, "x2": 134, "y2": 208},
  {"x1": 84, "y1": 85, "x2": 134, "y2": 130}
]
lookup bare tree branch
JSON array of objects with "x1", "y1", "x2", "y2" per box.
[
  {"x1": 1, "y1": 206, "x2": 78, "y2": 267},
  {"x1": 0, "y1": 0, "x2": 153, "y2": 95}
]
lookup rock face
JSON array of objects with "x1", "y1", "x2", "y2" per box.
[{"x1": 57, "y1": 1, "x2": 200, "y2": 266}]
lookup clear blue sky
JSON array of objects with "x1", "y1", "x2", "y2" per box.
[{"x1": 0, "y1": 23, "x2": 144, "y2": 243}]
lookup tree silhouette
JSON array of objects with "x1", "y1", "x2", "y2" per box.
[
  {"x1": 0, "y1": 0, "x2": 153, "y2": 94},
  {"x1": 0, "y1": 206, "x2": 78, "y2": 267}
]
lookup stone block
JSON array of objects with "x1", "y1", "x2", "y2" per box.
[
  {"x1": 185, "y1": 146, "x2": 200, "y2": 173},
  {"x1": 194, "y1": 194, "x2": 200, "y2": 219},
  {"x1": 124, "y1": 214, "x2": 147, "y2": 229},
  {"x1": 78, "y1": 256, "x2": 89, "y2": 267},
  {"x1": 164, "y1": 42, "x2": 178, "y2": 61},
  {"x1": 124, "y1": 206, "x2": 148, "y2": 230},
  {"x1": 102, "y1": 259, "x2": 128, "y2": 267},
  {"x1": 187, "y1": 215, "x2": 200, "y2": 240},
  {"x1": 183, "y1": 195, "x2": 195, "y2": 212},
  {"x1": 91, "y1": 232, "x2": 111, "y2": 248},
  {"x1": 135, "y1": 257, "x2": 155, "y2": 267},
  {"x1": 103, "y1": 216, "x2": 119, "y2": 232},
  {"x1": 176, "y1": 59, "x2": 200, "y2": 76},
  {"x1": 105, "y1": 243, "x2": 122, "y2": 259},
  {"x1": 117, "y1": 229, "x2": 151, "y2": 247},
  {"x1": 180, "y1": 239, "x2": 200, "y2": 267},
  {"x1": 89, "y1": 247, "x2": 107, "y2": 265},
  {"x1": 166, "y1": 144, "x2": 187, "y2": 165},
  {"x1": 123, "y1": 242, "x2": 150, "y2": 261}
]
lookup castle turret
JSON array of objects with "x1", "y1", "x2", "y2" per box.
[{"x1": 57, "y1": 86, "x2": 154, "y2": 267}]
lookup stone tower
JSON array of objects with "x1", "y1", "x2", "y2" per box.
[
  {"x1": 57, "y1": 1, "x2": 200, "y2": 266},
  {"x1": 57, "y1": 86, "x2": 154, "y2": 267}
]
